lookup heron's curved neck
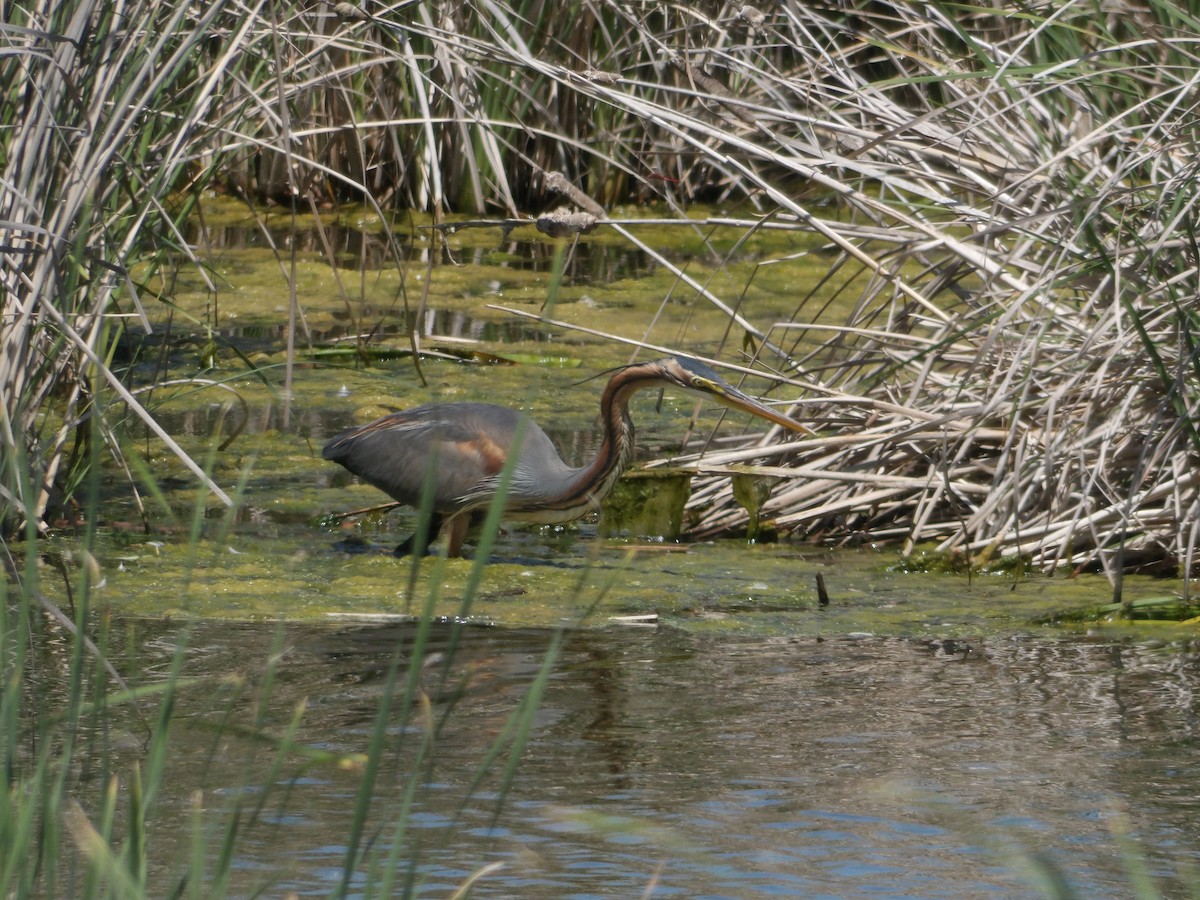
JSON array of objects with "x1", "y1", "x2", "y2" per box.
[
  {"x1": 563, "y1": 375, "x2": 651, "y2": 509},
  {"x1": 518, "y1": 368, "x2": 663, "y2": 517}
]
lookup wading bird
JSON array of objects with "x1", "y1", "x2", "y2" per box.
[{"x1": 322, "y1": 357, "x2": 807, "y2": 557}]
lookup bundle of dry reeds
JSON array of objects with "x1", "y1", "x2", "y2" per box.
[{"x1": 624, "y1": 3, "x2": 1200, "y2": 579}]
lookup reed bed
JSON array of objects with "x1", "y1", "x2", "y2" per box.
[
  {"x1": 339, "y1": 0, "x2": 1197, "y2": 580},
  {"x1": 199, "y1": 0, "x2": 1194, "y2": 579},
  {"x1": 3, "y1": 1, "x2": 1197, "y2": 571},
  {"x1": 630, "y1": 2, "x2": 1200, "y2": 581}
]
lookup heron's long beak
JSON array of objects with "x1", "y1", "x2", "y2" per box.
[{"x1": 711, "y1": 384, "x2": 815, "y2": 436}]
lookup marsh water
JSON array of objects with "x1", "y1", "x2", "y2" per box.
[
  {"x1": 54, "y1": 204, "x2": 1200, "y2": 896},
  {"x1": 84, "y1": 618, "x2": 1200, "y2": 898}
]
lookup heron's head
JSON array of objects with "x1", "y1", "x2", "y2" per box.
[{"x1": 651, "y1": 357, "x2": 811, "y2": 434}]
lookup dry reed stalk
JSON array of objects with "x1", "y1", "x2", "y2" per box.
[{"x1": 1, "y1": 0, "x2": 246, "y2": 529}]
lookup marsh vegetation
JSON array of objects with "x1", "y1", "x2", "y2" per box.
[
  {"x1": 5, "y1": 0, "x2": 1199, "y2": 580},
  {"x1": 3, "y1": 0, "x2": 1200, "y2": 896}
]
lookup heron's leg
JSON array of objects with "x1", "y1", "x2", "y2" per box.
[
  {"x1": 445, "y1": 514, "x2": 470, "y2": 558},
  {"x1": 393, "y1": 513, "x2": 444, "y2": 557}
]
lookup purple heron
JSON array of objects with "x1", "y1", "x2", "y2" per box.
[{"x1": 323, "y1": 357, "x2": 805, "y2": 557}]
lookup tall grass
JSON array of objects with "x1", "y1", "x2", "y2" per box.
[
  {"x1": 0, "y1": 0, "x2": 242, "y2": 531},
  {"x1": 1, "y1": 442, "x2": 561, "y2": 897}
]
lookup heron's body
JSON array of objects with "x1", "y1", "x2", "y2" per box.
[{"x1": 322, "y1": 358, "x2": 805, "y2": 557}]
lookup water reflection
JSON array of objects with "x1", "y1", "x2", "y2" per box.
[
  {"x1": 125, "y1": 306, "x2": 546, "y2": 359},
  {"x1": 93, "y1": 622, "x2": 1200, "y2": 898},
  {"x1": 321, "y1": 306, "x2": 544, "y2": 344},
  {"x1": 187, "y1": 216, "x2": 656, "y2": 282}
]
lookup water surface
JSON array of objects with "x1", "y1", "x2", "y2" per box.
[{"x1": 91, "y1": 620, "x2": 1200, "y2": 899}]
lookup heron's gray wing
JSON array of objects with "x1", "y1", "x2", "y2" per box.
[{"x1": 323, "y1": 403, "x2": 563, "y2": 513}]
